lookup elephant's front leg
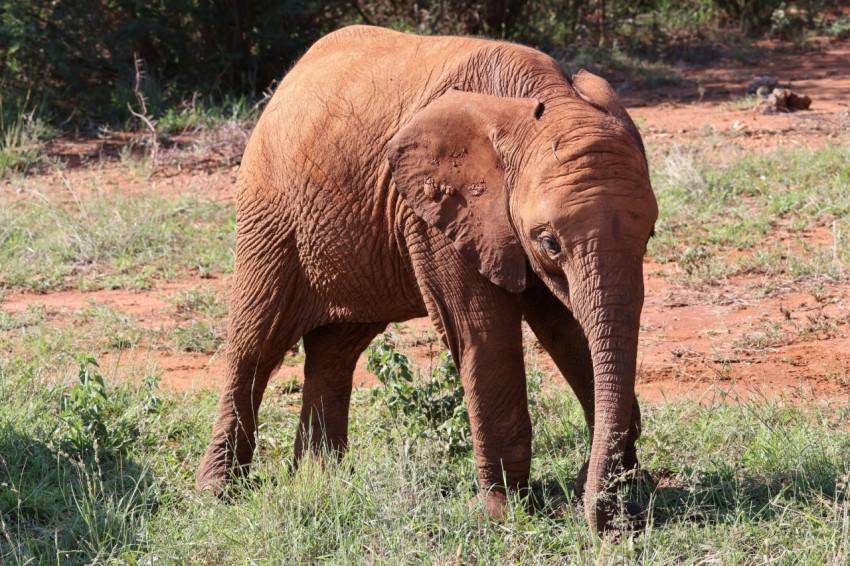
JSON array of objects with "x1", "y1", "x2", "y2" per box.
[
  {"x1": 459, "y1": 323, "x2": 532, "y2": 516},
  {"x1": 197, "y1": 217, "x2": 305, "y2": 495},
  {"x1": 521, "y1": 275, "x2": 642, "y2": 492},
  {"x1": 409, "y1": 230, "x2": 531, "y2": 516}
]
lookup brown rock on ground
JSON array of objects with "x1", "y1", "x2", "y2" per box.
[{"x1": 757, "y1": 88, "x2": 812, "y2": 113}]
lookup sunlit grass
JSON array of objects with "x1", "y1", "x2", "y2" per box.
[
  {"x1": 1, "y1": 353, "x2": 849, "y2": 563},
  {"x1": 649, "y1": 145, "x2": 850, "y2": 287},
  {"x1": 0, "y1": 194, "x2": 235, "y2": 292}
]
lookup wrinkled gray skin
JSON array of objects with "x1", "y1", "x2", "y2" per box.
[{"x1": 196, "y1": 25, "x2": 658, "y2": 535}]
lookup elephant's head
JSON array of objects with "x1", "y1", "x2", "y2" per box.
[{"x1": 387, "y1": 71, "x2": 657, "y2": 534}]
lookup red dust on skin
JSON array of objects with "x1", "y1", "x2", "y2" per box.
[{"x1": 1, "y1": 41, "x2": 849, "y2": 401}]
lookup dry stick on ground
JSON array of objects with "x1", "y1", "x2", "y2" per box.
[{"x1": 127, "y1": 53, "x2": 159, "y2": 171}]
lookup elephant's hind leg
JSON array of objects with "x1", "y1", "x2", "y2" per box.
[
  {"x1": 294, "y1": 322, "x2": 387, "y2": 462},
  {"x1": 196, "y1": 220, "x2": 308, "y2": 495}
]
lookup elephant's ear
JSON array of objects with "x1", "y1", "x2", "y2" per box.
[
  {"x1": 571, "y1": 69, "x2": 644, "y2": 152},
  {"x1": 387, "y1": 90, "x2": 540, "y2": 293}
]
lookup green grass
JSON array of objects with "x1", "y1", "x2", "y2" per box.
[
  {"x1": 0, "y1": 194, "x2": 235, "y2": 292},
  {"x1": 649, "y1": 145, "x2": 850, "y2": 287},
  {"x1": 167, "y1": 287, "x2": 228, "y2": 320},
  {"x1": 1, "y1": 354, "x2": 849, "y2": 563},
  {"x1": 155, "y1": 95, "x2": 261, "y2": 135},
  {"x1": 172, "y1": 321, "x2": 222, "y2": 354},
  {"x1": 168, "y1": 288, "x2": 228, "y2": 354},
  {"x1": 0, "y1": 306, "x2": 88, "y2": 370},
  {"x1": 555, "y1": 44, "x2": 684, "y2": 89}
]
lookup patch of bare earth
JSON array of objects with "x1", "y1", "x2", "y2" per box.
[
  {"x1": 638, "y1": 266, "x2": 850, "y2": 403},
  {"x1": 623, "y1": 40, "x2": 850, "y2": 151},
  {"x1": 0, "y1": 277, "x2": 231, "y2": 391},
  {"x1": 2, "y1": 40, "x2": 848, "y2": 405}
]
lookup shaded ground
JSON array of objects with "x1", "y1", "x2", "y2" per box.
[{"x1": 2, "y1": 39, "x2": 849, "y2": 404}]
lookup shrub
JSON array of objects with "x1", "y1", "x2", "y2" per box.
[
  {"x1": 366, "y1": 333, "x2": 470, "y2": 456},
  {"x1": 826, "y1": 15, "x2": 850, "y2": 38},
  {"x1": 173, "y1": 321, "x2": 221, "y2": 354},
  {"x1": 56, "y1": 356, "x2": 135, "y2": 459},
  {"x1": 0, "y1": 0, "x2": 339, "y2": 126}
]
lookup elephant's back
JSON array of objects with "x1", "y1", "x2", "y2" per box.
[
  {"x1": 235, "y1": 28, "x2": 463, "y2": 323},
  {"x1": 231, "y1": 27, "x2": 570, "y2": 324},
  {"x1": 248, "y1": 25, "x2": 570, "y2": 199},
  {"x1": 262, "y1": 26, "x2": 485, "y2": 153}
]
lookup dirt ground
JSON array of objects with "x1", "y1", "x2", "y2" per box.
[{"x1": 2, "y1": 39, "x2": 849, "y2": 405}]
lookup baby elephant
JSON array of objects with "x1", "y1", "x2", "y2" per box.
[{"x1": 196, "y1": 25, "x2": 657, "y2": 535}]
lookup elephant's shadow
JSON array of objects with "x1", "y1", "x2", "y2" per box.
[
  {"x1": 530, "y1": 465, "x2": 844, "y2": 530},
  {"x1": 0, "y1": 429, "x2": 149, "y2": 561}
]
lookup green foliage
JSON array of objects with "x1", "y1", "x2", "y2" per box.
[
  {"x1": 1, "y1": 1, "x2": 843, "y2": 132},
  {"x1": 0, "y1": 358, "x2": 168, "y2": 563},
  {"x1": 366, "y1": 333, "x2": 470, "y2": 456},
  {"x1": 714, "y1": 0, "x2": 786, "y2": 31},
  {"x1": 0, "y1": 0, "x2": 338, "y2": 127},
  {"x1": 1, "y1": 304, "x2": 850, "y2": 563},
  {"x1": 57, "y1": 356, "x2": 117, "y2": 458},
  {"x1": 168, "y1": 287, "x2": 228, "y2": 319},
  {"x1": 5, "y1": 351, "x2": 850, "y2": 561},
  {"x1": 826, "y1": 15, "x2": 850, "y2": 38},
  {"x1": 155, "y1": 95, "x2": 261, "y2": 135},
  {"x1": 55, "y1": 356, "x2": 160, "y2": 461},
  {"x1": 0, "y1": 97, "x2": 55, "y2": 177},
  {"x1": 172, "y1": 321, "x2": 221, "y2": 353},
  {"x1": 555, "y1": 43, "x2": 683, "y2": 89}
]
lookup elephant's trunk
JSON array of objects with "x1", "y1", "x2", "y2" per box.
[{"x1": 571, "y1": 251, "x2": 644, "y2": 534}]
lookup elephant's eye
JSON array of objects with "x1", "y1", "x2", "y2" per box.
[{"x1": 540, "y1": 235, "x2": 562, "y2": 257}]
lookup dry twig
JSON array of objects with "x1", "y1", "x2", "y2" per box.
[{"x1": 127, "y1": 53, "x2": 159, "y2": 169}]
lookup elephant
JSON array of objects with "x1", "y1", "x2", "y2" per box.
[{"x1": 196, "y1": 24, "x2": 657, "y2": 535}]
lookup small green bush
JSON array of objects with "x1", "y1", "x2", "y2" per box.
[
  {"x1": 0, "y1": 101, "x2": 55, "y2": 177},
  {"x1": 56, "y1": 356, "x2": 135, "y2": 459},
  {"x1": 367, "y1": 333, "x2": 470, "y2": 456},
  {"x1": 826, "y1": 15, "x2": 850, "y2": 39},
  {"x1": 173, "y1": 321, "x2": 221, "y2": 354}
]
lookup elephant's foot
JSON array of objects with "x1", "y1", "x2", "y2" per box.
[
  {"x1": 196, "y1": 447, "x2": 232, "y2": 497},
  {"x1": 576, "y1": 456, "x2": 651, "y2": 536},
  {"x1": 470, "y1": 489, "x2": 509, "y2": 521},
  {"x1": 471, "y1": 481, "x2": 535, "y2": 521},
  {"x1": 575, "y1": 452, "x2": 651, "y2": 496},
  {"x1": 469, "y1": 490, "x2": 508, "y2": 521},
  {"x1": 584, "y1": 489, "x2": 645, "y2": 538},
  {"x1": 196, "y1": 441, "x2": 251, "y2": 497}
]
